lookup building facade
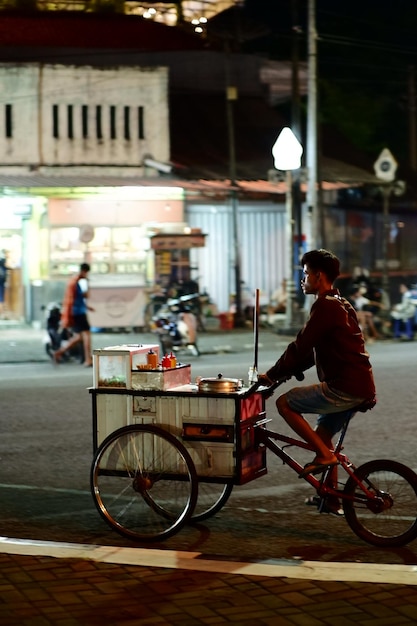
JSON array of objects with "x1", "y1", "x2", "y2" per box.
[{"x1": 0, "y1": 62, "x2": 189, "y2": 326}]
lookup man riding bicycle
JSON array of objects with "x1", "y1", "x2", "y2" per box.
[{"x1": 258, "y1": 249, "x2": 376, "y2": 514}]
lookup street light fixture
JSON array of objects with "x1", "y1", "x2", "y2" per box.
[{"x1": 272, "y1": 127, "x2": 303, "y2": 330}]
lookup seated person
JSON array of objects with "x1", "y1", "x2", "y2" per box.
[
  {"x1": 348, "y1": 287, "x2": 380, "y2": 341},
  {"x1": 268, "y1": 279, "x2": 287, "y2": 314},
  {"x1": 391, "y1": 283, "x2": 416, "y2": 340}
]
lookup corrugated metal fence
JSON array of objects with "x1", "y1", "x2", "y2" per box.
[{"x1": 186, "y1": 200, "x2": 288, "y2": 313}]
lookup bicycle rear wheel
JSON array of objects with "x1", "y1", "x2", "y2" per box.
[
  {"x1": 91, "y1": 424, "x2": 198, "y2": 542},
  {"x1": 343, "y1": 459, "x2": 417, "y2": 547}
]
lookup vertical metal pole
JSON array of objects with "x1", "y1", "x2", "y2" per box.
[
  {"x1": 253, "y1": 288, "x2": 259, "y2": 371},
  {"x1": 306, "y1": 0, "x2": 318, "y2": 249},
  {"x1": 291, "y1": 0, "x2": 303, "y2": 306},
  {"x1": 225, "y1": 50, "x2": 244, "y2": 327},
  {"x1": 22, "y1": 216, "x2": 31, "y2": 323},
  {"x1": 285, "y1": 170, "x2": 295, "y2": 329},
  {"x1": 408, "y1": 65, "x2": 417, "y2": 172},
  {"x1": 381, "y1": 186, "x2": 391, "y2": 310}
]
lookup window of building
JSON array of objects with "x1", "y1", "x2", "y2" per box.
[
  {"x1": 124, "y1": 106, "x2": 130, "y2": 140},
  {"x1": 67, "y1": 105, "x2": 74, "y2": 139},
  {"x1": 96, "y1": 105, "x2": 102, "y2": 140},
  {"x1": 5, "y1": 104, "x2": 12, "y2": 138},
  {"x1": 48, "y1": 225, "x2": 150, "y2": 280},
  {"x1": 52, "y1": 104, "x2": 59, "y2": 138},
  {"x1": 110, "y1": 105, "x2": 116, "y2": 139},
  {"x1": 138, "y1": 106, "x2": 144, "y2": 139},
  {"x1": 82, "y1": 105, "x2": 88, "y2": 139}
]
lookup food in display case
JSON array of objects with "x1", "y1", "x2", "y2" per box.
[
  {"x1": 131, "y1": 364, "x2": 191, "y2": 391},
  {"x1": 93, "y1": 344, "x2": 160, "y2": 388}
]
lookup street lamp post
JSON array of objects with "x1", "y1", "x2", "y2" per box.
[
  {"x1": 373, "y1": 148, "x2": 398, "y2": 312},
  {"x1": 272, "y1": 127, "x2": 303, "y2": 330}
]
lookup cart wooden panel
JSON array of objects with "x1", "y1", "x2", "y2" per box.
[{"x1": 89, "y1": 385, "x2": 267, "y2": 485}]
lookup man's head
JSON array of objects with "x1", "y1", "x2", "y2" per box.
[
  {"x1": 301, "y1": 249, "x2": 340, "y2": 295},
  {"x1": 79, "y1": 262, "x2": 90, "y2": 277}
]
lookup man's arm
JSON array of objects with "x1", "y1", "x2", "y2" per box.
[{"x1": 264, "y1": 299, "x2": 330, "y2": 381}]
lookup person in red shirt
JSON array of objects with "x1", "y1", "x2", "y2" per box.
[
  {"x1": 258, "y1": 249, "x2": 376, "y2": 513},
  {"x1": 54, "y1": 263, "x2": 95, "y2": 367}
]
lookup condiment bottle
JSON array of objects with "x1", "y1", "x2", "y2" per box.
[
  {"x1": 248, "y1": 366, "x2": 258, "y2": 386},
  {"x1": 161, "y1": 354, "x2": 171, "y2": 369},
  {"x1": 146, "y1": 349, "x2": 158, "y2": 369},
  {"x1": 169, "y1": 352, "x2": 177, "y2": 368}
]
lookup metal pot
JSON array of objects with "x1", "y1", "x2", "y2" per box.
[{"x1": 198, "y1": 373, "x2": 242, "y2": 393}]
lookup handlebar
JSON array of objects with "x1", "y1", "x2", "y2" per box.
[{"x1": 247, "y1": 371, "x2": 305, "y2": 397}]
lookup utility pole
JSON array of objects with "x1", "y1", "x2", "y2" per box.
[
  {"x1": 225, "y1": 44, "x2": 244, "y2": 327},
  {"x1": 291, "y1": 0, "x2": 303, "y2": 308},
  {"x1": 408, "y1": 65, "x2": 417, "y2": 172},
  {"x1": 306, "y1": 0, "x2": 318, "y2": 249}
]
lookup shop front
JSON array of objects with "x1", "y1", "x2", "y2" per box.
[{"x1": 34, "y1": 187, "x2": 188, "y2": 329}]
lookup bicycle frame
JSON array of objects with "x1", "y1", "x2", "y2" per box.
[{"x1": 253, "y1": 411, "x2": 379, "y2": 506}]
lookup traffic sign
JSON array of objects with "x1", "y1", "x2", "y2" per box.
[{"x1": 374, "y1": 148, "x2": 398, "y2": 182}]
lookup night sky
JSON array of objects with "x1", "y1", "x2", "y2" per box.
[{"x1": 242, "y1": 0, "x2": 417, "y2": 167}]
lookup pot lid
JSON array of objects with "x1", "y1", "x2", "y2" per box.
[{"x1": 198, "y1": 373, "x2": 241, "y2": 393}]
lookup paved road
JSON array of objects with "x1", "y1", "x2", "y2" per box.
[
  {"x1": 1, "y1": 326, "x2": 417, "y2": 564},
  {"x1": 1, "y1": 324, "x2": 417, "y2": 624}
]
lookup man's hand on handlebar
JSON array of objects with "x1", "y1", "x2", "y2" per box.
[
  {"x1": 257, "y1": 373, "x2": 275, "y2": 387},
  {"x1": 257, "y1": 371, "x2": 305, "y2": 387}
]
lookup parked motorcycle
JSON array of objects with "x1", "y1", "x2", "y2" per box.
[
  {"x1": 42, "y1": 302, "x2": 84, "y2": 362},
  {"x1": 151, "y1": 296, "x2": 200, "y2": 357}
]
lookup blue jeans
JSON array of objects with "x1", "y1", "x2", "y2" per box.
[{"x1": 393, "y1": 318, "x2": 413, "y2": 339}]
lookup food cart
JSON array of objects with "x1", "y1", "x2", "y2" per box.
[
  {"x1": 89, "y1": 343, "x2": 266, "y2": 542},
  {"x1": 88, "y1": 331, "x2": 417, "y2": 548}
]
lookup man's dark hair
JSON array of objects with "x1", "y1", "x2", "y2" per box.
[
  {"x1": 301, "y1": 249, "x2": 340, "y2": 283},
  {"x1": 80, "y1": 262, "x2": 90, "y2": 272}
]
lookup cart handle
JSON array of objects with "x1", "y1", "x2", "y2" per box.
[{"x1": 247, "y1": 371, "x2": 305, "y2": 398}]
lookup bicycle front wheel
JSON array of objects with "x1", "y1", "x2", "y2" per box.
[
  {"x1": 343, "y1": 459, "x2": 417, "y2": 547},
  {"x1": 91, "y1": 424, "x2": 198, "y2": 542}
]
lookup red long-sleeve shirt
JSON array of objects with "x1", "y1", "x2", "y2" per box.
[{"x1": 266, "y1": 289, "x2": 376, "y2": 399}]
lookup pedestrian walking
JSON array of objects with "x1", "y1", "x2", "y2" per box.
[{"x1": 53, "y1": 262, "x2": 95, "y2": 367}]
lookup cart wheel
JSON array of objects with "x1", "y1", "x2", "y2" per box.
[
  {"x1": 91, "y1": 424, "x2": 198, "y2": 542},
  {"x1": 190, "y1": 480, "x2": 234, "y2": 522}
]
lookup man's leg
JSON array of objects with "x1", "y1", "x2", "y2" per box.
[
  {"x1": 315, "y1": 424, "x2": 337, "y2": 485},
  {"x1": 364, "y1": 312, "x2": 378, "y2": 339},
  {"x1": 314, "y1": 423, "x2": 343, "y2": 512},
  {"x1": 393, "y1": 319, "x2": 401, "y2": 338},
  {"x1": 405, "y1": 318, "x2": 413, "y2": 339},
  {"x1": 276, "y1": 395, "x2": 337, "y2": 465},
  {"x1": 54, "y1": 331, "x2": 81, "y2": 362},
  {"x1": 81, "y1": 330, "x2": 93, "y2": 366}
]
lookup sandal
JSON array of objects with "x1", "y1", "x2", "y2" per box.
[{"x1": 299, "y1": 458, "x2": 338, "y2": 478}]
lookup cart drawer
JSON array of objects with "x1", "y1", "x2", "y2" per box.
[
  {"x1": 182, "y1": 423, "x2": 234, "y2": 443},
  {"x1": 184, "y1": 441, "x2": 235, "y2": 477}
]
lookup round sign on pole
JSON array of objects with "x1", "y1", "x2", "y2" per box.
[
  {"x1": 79, "y1": 224, "x2": 95, "y2": 244},
  {"x1": 374, "y1": 148, "x2": 398, "y2": 182}
]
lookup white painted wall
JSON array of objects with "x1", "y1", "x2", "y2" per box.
[{"x1": 0, "y1": 63, "x2": 169, "y2": 171}]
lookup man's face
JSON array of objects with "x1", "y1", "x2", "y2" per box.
[{"x1": 301, "y1": 264, "x2": 320, "y2": 295}]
